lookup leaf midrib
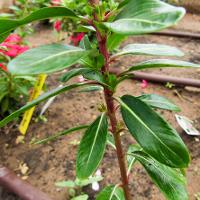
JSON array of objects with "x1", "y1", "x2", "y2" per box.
[
  {"x1": 11, "y1": 49, "x2": 85, "y2": 69},
  {"x1": 132, "y1": 153, "x2": 182, "y2": 196},
  {"x1": 86, "y1": 113, "x2": 105, "y2": 165},
  {"x1": 119, "y1": 98, "x2": 184, "y2": 163}
]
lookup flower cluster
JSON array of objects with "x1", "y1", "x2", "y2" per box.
[{"x1": 0, "y1": 34, "x2": 29, "y2": 72}]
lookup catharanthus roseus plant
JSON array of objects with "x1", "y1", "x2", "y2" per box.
[
  {"x1": 0, "y1": 34, "x2": 34, "y2": 117},
  {"x1": 1, "y1": 0, "x2": 200, "y2": 199}
]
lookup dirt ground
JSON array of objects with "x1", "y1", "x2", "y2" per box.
[{"x1": 0, "y1": 13, "x2": 200, "y2": 200}]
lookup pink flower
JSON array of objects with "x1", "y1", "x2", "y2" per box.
[
  {"x1": 54, "y1": 20, "x2": 62, "y2": 32},
  {"x1": 70, "y1": 33, "x2": 85, "y2": 46},
  {"x1": 141, "y1": 80, "x2": 148, "y2": 89},
  {"x1": 5, "y1": 34, "x2": 21, "y2": 43},
  {"x1": 51, "y1": 0, "x2": 61, "y2": 6},
  {"x1": 0, "y1": 63, "x2": 7, "y2": 72}
]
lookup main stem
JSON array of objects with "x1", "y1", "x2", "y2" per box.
[{"x1": 94, "y1": 25, "x2": 132, "y2": 200}]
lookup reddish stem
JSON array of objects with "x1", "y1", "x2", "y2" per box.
[
  {"x1": 94, "y1": 26, "x2": 132, "y2": 200},
  {"x1": 89, "y1": 1, "x2": 131, "y2": 198}
]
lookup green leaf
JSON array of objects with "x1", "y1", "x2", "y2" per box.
[
  {"x1": 137, "y1": 94, "x2": 181, "y2": 112},
  {"x1": 33, "y1": 125, "x2": 88, "y2": 144},
  {"x1": 107, "y1": 33, "x2": 127, "y2": 51},
  {"x1": 131, "y1": 151, "x2": 188, "y2": 200},
  {"x1": 8, "y1": 44, "x2": 89, "y2": 75},
  {"x1": 127, "y1": 59, "x2": 200, "y2": 71},
  {"x1": 127, "y1": 144, "x2": 142, "y2": 174},
  {"x1": 0, "y1": 7, "x2": 78, "y2": 37},
  {"x1": 71, "y1": 194, "x2": 89, "y2": 200},
  {"x1": 76, "y1": 113, "x2": 108, "y2": 179},
  {"x1": 0, "y1": 32, "x2": 11, "y2": 43},
  {"x1": 55, "y1": 180, "x2": 76, "y2": 188},
  {"x1": 118, "y1": 95, "x2": 190, "y2": 168},
  {"x1": 79, "y1": 35, "x2": 92, "y2": 50},
  {"x1": 104, "y1": 0, "x2": 185, "y2": 35},
  {"x1": 96, "y1": 185, "x2": 125, "y2": 200},
  {"x1": 60, "y1": 68, "x2": 91, "y2": 82},
  {"x1": 83, "y1": 70, "x2": 107, "y2": 87},
  {"x1": 112, "y1": 44, "x2": 184, "y2": 58},
  {"x1": 0, "y1": 83, "x2": 87, "y2": 127},
  {"x1": 78, "y1": 85, "x2": 103, "y2": 92}
]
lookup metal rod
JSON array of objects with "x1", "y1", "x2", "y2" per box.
[
  {"x1": 110, "y1": 69, "x2": 200, "y2": 88},
  {"x1": 151, "y1": 30, "x2": 200, "y2": 40},
  {"x1": 0, "y1": 166, "x2": 53, "y2": 200}
]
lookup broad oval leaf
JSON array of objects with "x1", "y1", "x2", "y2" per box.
[
  {"x1": 96, "y1": 185, "x2": 125, "y2": 200},
  {"x1": 8, "y1": 44, "x2": 89, "y2": 75},
  {"x1": 137, "y1": 94, "x2": 181, "y2": 112},
  {"x1": 0, "y1": 83, "x2": 87, "y2": 127},
  {"x1": 131, "y1": 151, "x2": 188, "y2": 200},
  {"x1": 0, "y1": 7, "x2": 78, "y2": 37},
  {"x1": 112, "y1": 44, "x2": 184, "y2": 58},
  {"x1": 104, "y1": 0, "x2": 185, "y2": 35},
  {"x1": 76, "y1": 113, "x2": 108, "y2": 179},
  {"x1": 119, "y1": 95, "x2": 190, "y2": 168},
  {"x1": 127, "y1": 59, "x2": 200, "y2": 71}
]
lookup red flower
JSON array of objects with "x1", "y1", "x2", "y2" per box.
[
  {"x1": 70, "y1": 33, "x2": 85, "y2": 46},
  {"x1": 141, "y1": 80, "x2": 148, "y2": 89},
  {"x1": 2, "y1": 44, "x2": 29, "y2": 58},
  {"x1": 0, "y1": 63, "x2": 7, "y2": 72},
  {"x1": 54, "y1": 20, "x2": 62, "y2": 32},
  {"x1": 4, "y1": 34, "x2": 21, "y2": 43}
]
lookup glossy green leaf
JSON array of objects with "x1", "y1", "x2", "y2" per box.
[
  {"x1": 96, "y1": 185, "x2": 125, "y2": 200},
  {"x1": 8, "y1": 44, "x2": 89, "y2": 75},
  {"x1": 104, "y1": 0, "x2": 185, "y2": 35},
  {"x1": 127, "y1": 59, "x2": 200, "y2": 71},
  {"x1": 119, "y1": 95, "x2": 190, "y2": 168},
  {"x1": 0, "y1": 7, "x2": 78, "y2": 37},
  {"x1": 0, "y1": 83, "x2": 87, "y2": 127},
  {"x1": 34, "y1": 125, "x2": 88, "y2": 144},
  {"x1": 76, "y1": 113, "x2": 108, "y2": 179},
  {"x1": 131, "y1": 151, "x2": 188, "y2": 200},
  {"x1": 137, "y1": 94, "x2": 181, "y2": 112},
  {"x1": 107, "y1": 33, "x2": 127, "y2": 51},
  {"x1": 112, "y1": 44, "x2": 184, "y2": 58}
]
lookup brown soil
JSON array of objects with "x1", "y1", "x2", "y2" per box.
[{"x1": 0, "y1": 13, "x2": 200, "y2": 200}]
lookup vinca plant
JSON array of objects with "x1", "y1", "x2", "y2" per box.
[{"x1": 0, "y1": 0, "x2": 200, "y2": 199}]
